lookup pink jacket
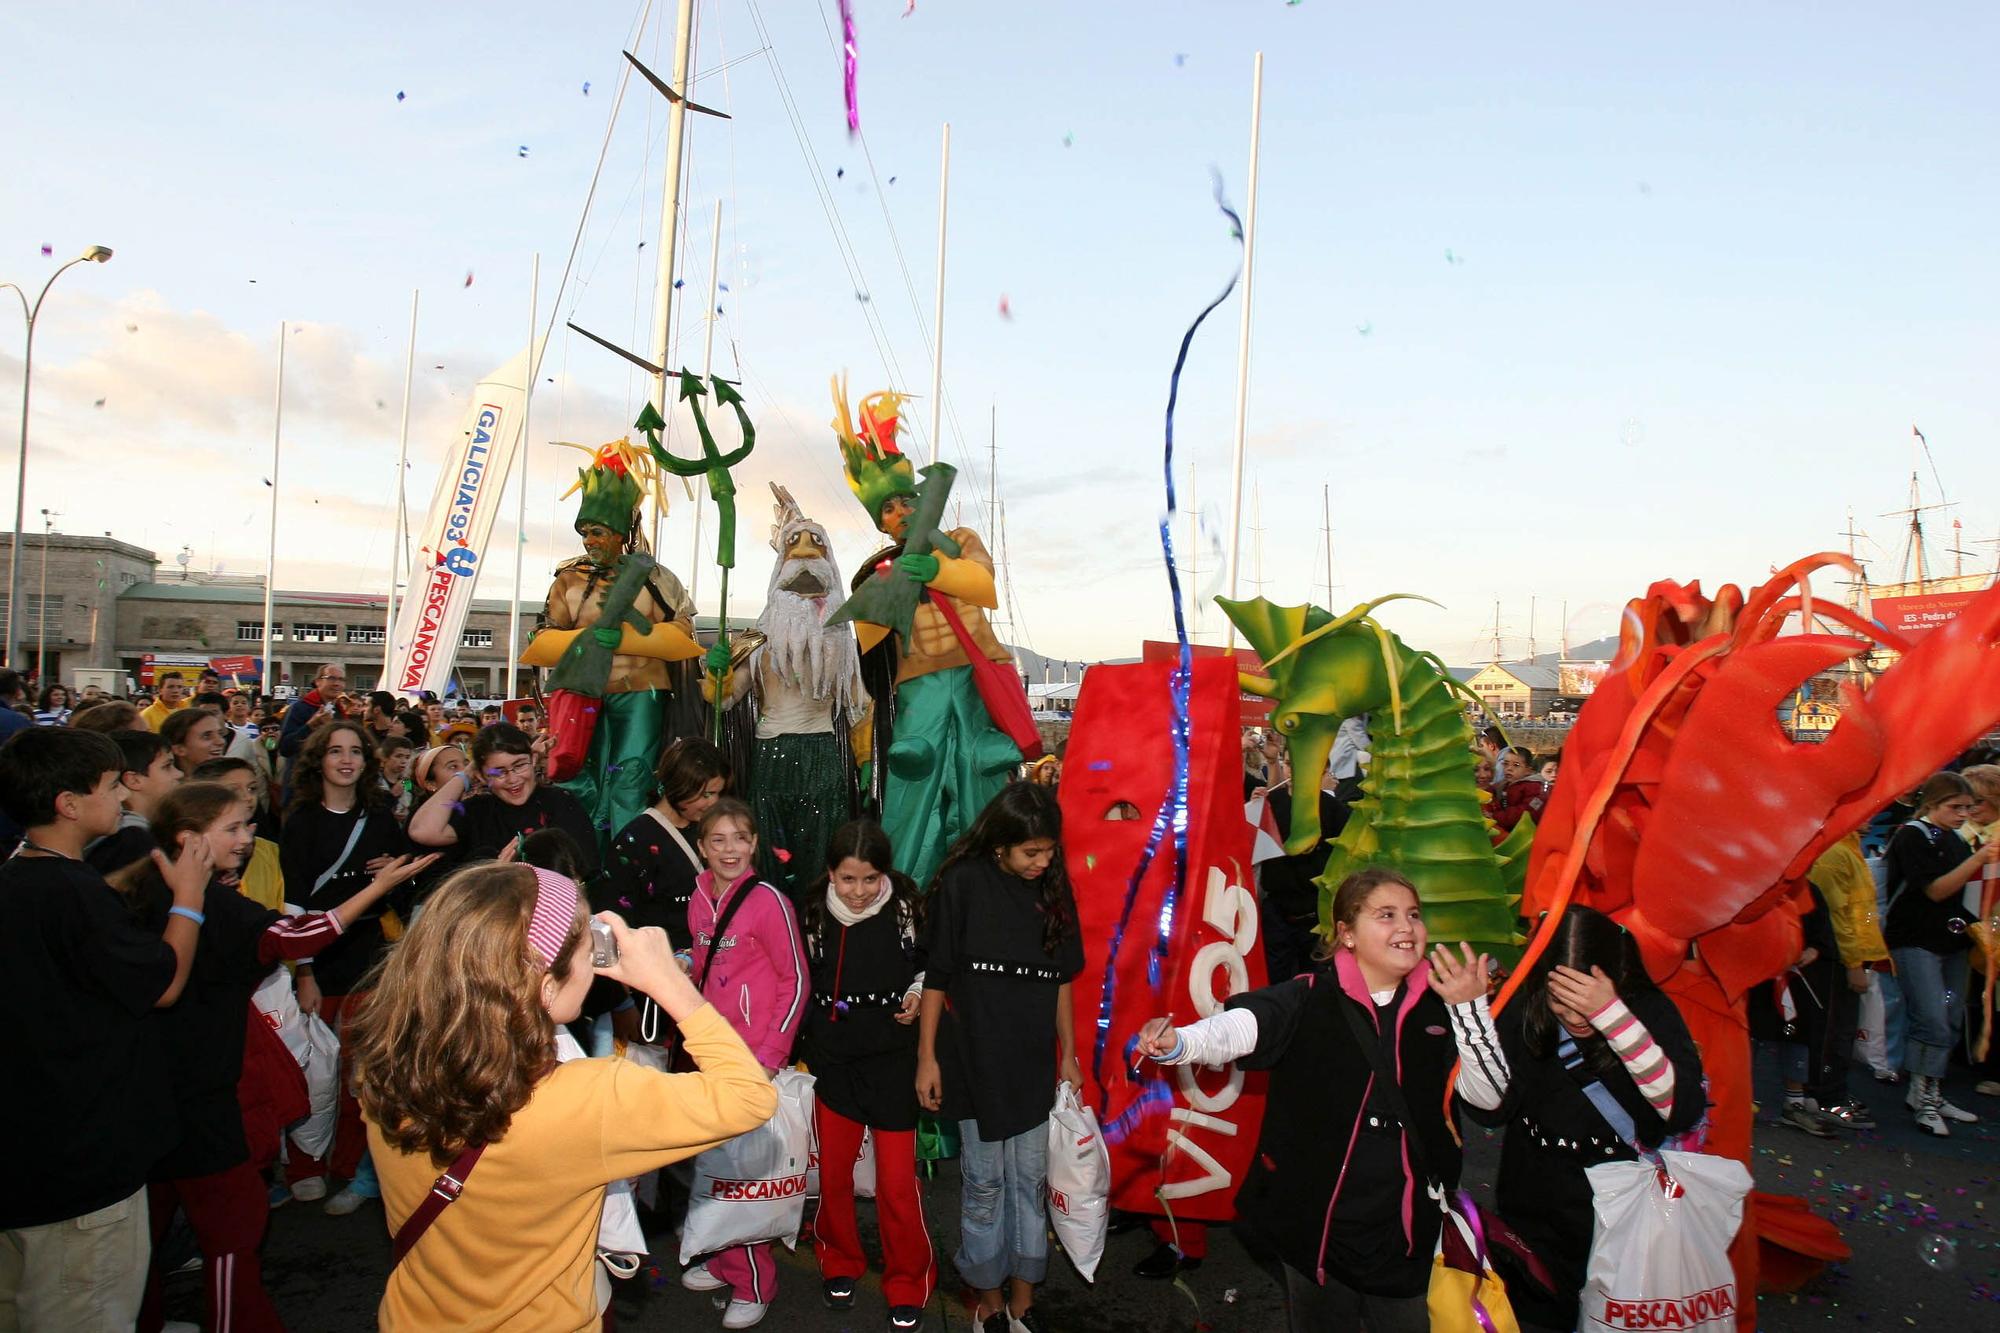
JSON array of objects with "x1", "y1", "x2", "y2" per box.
[{"x1": 687, "y1": 870, "x2": 808, "y2": 1070}]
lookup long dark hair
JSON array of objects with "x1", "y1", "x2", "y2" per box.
[
  {"x1": 287, "y1": 721, "x2": 389, "y2": 816},
  {"x1": 934, "y1": 781, "x2": 1075, "y2": 957},
  {"x1": 1518, "y1": 905, "x2": 1654, "y2": 1068},
  {"x1": 801, "y1": 819, "x2": 919, "y2": 953}
]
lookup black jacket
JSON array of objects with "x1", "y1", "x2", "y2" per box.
[{"x1": 1228, "y1": 950, "x2": 1462, "y2": 1289}]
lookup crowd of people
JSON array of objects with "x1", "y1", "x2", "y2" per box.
[{"x1": 2, "y1": 659, "x2": 1997, "y2": 1332}]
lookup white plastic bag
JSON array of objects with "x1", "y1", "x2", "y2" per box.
[
  {"x1": 806, "y1": 1105, "x2": 877, "y2": 1201},
  {"x1": 1580, "y1": 1150, "x2": 1750, "y2": 1333},
  {"x1": 680, "y1": 1069, "x2": 814, "y2": 1263},
  {"x1": 254, "y1": 967, "x2": 342, "y2": 1159},
  {"x1": 621, "y1": 1041, "x2": 674, "y2": 1211},
  {"x1": 1044, "y1": 1082, "x2": 1111, "y2": 1282},
  {"x1": 554, "y1": 1032, "x2": 649, "y2": 1261}
]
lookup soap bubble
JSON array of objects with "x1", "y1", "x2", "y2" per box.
[
  {"x1": 1918, "y1": 1234, "x2": 1957, "y2": 1271},
  {"x1": 1945, "y1": 917, "x2": 1968, "y2": 935}
]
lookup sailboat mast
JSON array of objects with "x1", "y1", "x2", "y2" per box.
[{"x1": 648, "y1": 0, "x2": 698, "y2": 422}]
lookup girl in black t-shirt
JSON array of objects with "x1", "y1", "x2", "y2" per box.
[
  {"x1": 135, "y1": 782, "x2": 433, "y2": 1333},
  {"x1": 916, "y1": 783, "x2": 1082, "y2": 1333},
  {"x1": 408, "y1": 723, "x2": 600, "y2": 879},
  {"x1": 1883, "y1": 771, "x2": 1999, "y2": 1135},
  {"x1": 802, "y1": 821, "x2": 935, "y2": 1325}
]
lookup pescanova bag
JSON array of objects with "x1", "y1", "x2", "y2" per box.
[
  {"x1": 680, "y1": 1069, "x2": 815, "y2": 1263},
  {"x1": 1580, "y1": 1150, "x2": 1750, "y2": 1333}
]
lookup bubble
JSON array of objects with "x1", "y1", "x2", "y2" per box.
[
  {"x1": 1918, "y1": 1234, "x2": 1957, "y2": 1271},
  {"x1": 1619, "y1": 417, "x2": 1646, "y2": 448},
  {"x1": 1946, "y1": 918, "x2": 1968, "y2": 935},
  {"x1": 1606, "y1": 604, "x2": 1648, "y2": 673}
]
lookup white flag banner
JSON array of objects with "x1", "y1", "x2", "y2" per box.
[{"x1": 386, "y1": 340, "x2": 540, "y2": 698}]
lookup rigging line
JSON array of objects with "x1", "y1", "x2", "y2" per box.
[
  {"x1": 734, "y1": 362, "x2": 872, "y2": 543},
  {"x1": 808, "y1": 5, "x2": 996, "y2": 536},
  {"x1": 625, "y1": 9, "x2": 663, "y2": 420},
  {"x1": 743, "y1": 0, "x2": 923, "y2": 420},
  {"x1": 533, "y1": 0, "x2": 658, "y2": 385}
]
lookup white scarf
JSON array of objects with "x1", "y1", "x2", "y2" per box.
[{"x1": 825, "y1": 877, "x2": 894, "y2": 927}]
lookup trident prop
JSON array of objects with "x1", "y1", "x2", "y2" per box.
[{"x1": 643, "y1": 370, "x2": 755, "y2": 742}]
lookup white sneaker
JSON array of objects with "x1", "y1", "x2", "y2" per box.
[
  {"x1": 681, "y1": 1262, "x2": 729, "y2": 1292},
  {"x1": 1914, "y1": 1103, "x2": 1951, "y2": 1137},
  {"x1": 289, "y1": 1177, "x2": 328, "y2": 1203},
  {"x1": 722, "y1": 1299, "x2": 769, "y2": 1329},
  {"x1": 1936, "y1": 1097, "x2": 1980, "y2": 1124},
  {"x1": 1905, "y1": 1079, "x2": 1926, "y2": 1112},
  {"x1": 324, "y1": 1187, "x2": 369, "y2": 1216}
]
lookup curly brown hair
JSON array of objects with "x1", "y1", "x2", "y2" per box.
[
  {"x1": 286, "y1": 720, "x2": 389, "y2": 817},
  {"x1": 345, "y1": 862, "x2": 587, "y2": 1165}
]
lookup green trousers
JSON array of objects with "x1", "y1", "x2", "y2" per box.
[
  {"x1": 749, "y1": 731, "x2": 849, "y2": 898},
  {"x1": 560, "y1": 689, "x2": 664, "y2": 855},
  {"x1": 882, "y1": 666, "x2": 1022, "y2": 892}
]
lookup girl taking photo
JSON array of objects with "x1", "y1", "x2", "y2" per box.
[
  {"x1": 348, "y1": 863, "x2": 778, "y2": 1332},
  {"x1": 1884, "y1": 770, "x2": 1998, "y2": 1134},
  {"x1": 130, "y1": 782, "x2": 433, "y2": 1333},
  {"x1": 678, "y1": 798, "x2": 809, "y2": 1330},
  {"x1": 801, "y1": 821, "x2": 934, "y2": 1331},
  {"x1": 1453, "y1": 905, "x2": 1706, "y2": 1331},
  {"x1": 1137, "y1": 866, "x2": 1498, "y2": 1333},
  {"x1": 916, "y1": 782, "x2": 1083, "y2": 1333}
]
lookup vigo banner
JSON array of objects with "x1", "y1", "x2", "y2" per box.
[
  {"x1": 385, "y1": 341, "x2": 540, "y2": 698},
  {"x1": 1061, "y1": 657, "x2": 1268, "y2": 1222}
]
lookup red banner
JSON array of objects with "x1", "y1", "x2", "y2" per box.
[
  {"x1": 1060, "y1": 657, "x2": 1267, "y2": 1222},
  {"x1": 1873, "y1": 590, "x2": 1984, "y2": 638}
]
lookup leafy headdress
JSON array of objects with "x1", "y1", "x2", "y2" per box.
[{"x1": 829, "y1": 374, "x2": 918, "y2": 529}]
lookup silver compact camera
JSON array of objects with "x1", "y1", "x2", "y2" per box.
[{"x1": 589, "y1": 918, "x2": 619, "y2": 968}]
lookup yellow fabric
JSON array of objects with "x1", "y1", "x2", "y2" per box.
[
  {"x1": 1429, "y1": 1256, "x2": 1519, "y2": 1333},
  {"x1": 928, "y1": 550, "x2": 997, "y2": 609},
  {"x1": 138, "y1": 697, "x2": 189, "y2": 732},
  {"x1": 241, "y1": 839, "x2": 285, "y2": 913},
  {"x1": 866, "y1": 528, "x2": 1013, "y2": 686},
  {"x1": 370, "y1": 1003, "x2": 776, "y2": 1333},
  {"x1": 1810, "y1": 834, "x2": 1889, "y2": 968}
]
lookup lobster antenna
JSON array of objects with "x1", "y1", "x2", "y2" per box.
[{"x1": 1263, "y1": 592, "x2": 1444, "y2": 668}]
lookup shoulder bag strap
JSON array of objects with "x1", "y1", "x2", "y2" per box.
[
  {"x1": 1335, "y1": 992, "x2": 1431, "y2": 1182},
  {"x1": 312, "y1": 813, "x2": 370, "y2": 896},
  {"x1": 390, "y1": 1143, "x2": 486, "y2": 1269},
  {"x1": 693, "y1": 879, "x2": 761, "y2": 993}
]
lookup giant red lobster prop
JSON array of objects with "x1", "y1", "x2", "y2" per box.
[{"x1": 1500, "y1": 553, "x2": 2000, "y2": 1325}]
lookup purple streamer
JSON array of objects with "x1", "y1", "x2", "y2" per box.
[
  {"x1": 1089, "y1": 173, "x2": 1245, "y2": 1114},
  {"x1": 840, "y1": 0, "x2": 859, "y2": 135}
]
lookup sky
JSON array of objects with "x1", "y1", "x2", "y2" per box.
[{"x1": 3, "y1": 1, "x2": 1996, "y2": 667}]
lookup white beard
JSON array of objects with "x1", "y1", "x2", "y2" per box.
[{"x1": 756, "y1": 553, "x2": 864, "y2": 709}]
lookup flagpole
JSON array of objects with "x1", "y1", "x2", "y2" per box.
[
  {"x1": 261, "y1": 324, "x2": 285, "y2": 696},
  {"x1": 928, "y1": 122, "x2": 951, "y2": 465},
  {"x1": 383, "y1": 289, "x2": 418, "y2": 681},
  {"x1": 511, "y1": 253, "x2": 538, "y2": 699},
  {"x1": 1222, "y1": 51, "x2": 1264, "y2": 645},
  {"x1": 687, "y1": 200, "x2": 723, "y2": 614}
]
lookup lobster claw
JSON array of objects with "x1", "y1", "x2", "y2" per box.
[{"x1": 1631, "y1": 636, "x2": 1876, "y2": 946}]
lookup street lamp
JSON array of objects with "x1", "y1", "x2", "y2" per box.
[
  {"x1": 3, "y1": 244, "x2": 113, "y2": 670},
  {"x1": 38, "y1": 508, "x2": 60, "y2": 685}
]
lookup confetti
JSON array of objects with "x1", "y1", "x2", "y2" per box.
[
  {"x1": 855, "y1": 291, "x2": 871, "y2": 303},
  {"x1": 463, "y1": 271, "x2": 474, "y2": 288},
  {"x1": 719, "y1": 282, "x2": 730, "y2": 292},
  {"x1": 1445, "y1": 249, "x2": 1465, "y2": 265},
  {"x1": 888, "y1": 175, "x2": 897, "y2": 185},
  {"x1": 1062, "y1": 131, "x2": 1074, "y2": 148},
  {"x1": 836, "y1": 167, "x2": 845, "y2": 179},
  {"x1": 1356, "y1": 321, "x2": 1373, "y2": 337},
  {"x1": 997, "y1": 294, "x2": 1012, "y2": 320},
  {"x1": 674, "y1": 278, "x2": 685, "y2": 289},
  {"x1": 839, "y1": 0, "x2": 859, "y2": 134},
  {"x1": 1175, "y1": 53, "x2": 1189, "y2": 67},
  {"x1": 582, "y1": 81, "x2": 591, "y2": 95},
  {"x1": 125, "y1": 323, "x2": 138, "y2": 333},
  {"x1": 93, "y1": 398, "x2": 105, "y2": 408},
  {"x1": 262, "y1": 478, "x2": 273, "y2": 487},
  {"x1": 903, "y1": 0, "x2": 915, "y2": 15},
  {"x1": 39, "y1": 244, "x2": 52, "y2": 257},
  {"x1": 396, "y1": 90, "x2": 406, "y2": 102},
  {"x1": 775, "y1": 848, "x2": 792, "y2": 863}
]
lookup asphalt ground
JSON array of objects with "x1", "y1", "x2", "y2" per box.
[{"x1": 164, "y1": 1054, "x2": 2000, "y2": 1331}]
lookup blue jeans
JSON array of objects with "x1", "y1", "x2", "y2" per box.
[
  {"x1": 955, "y1": 1118, "x2": 1049, "y2": 1290},
  {"x1": 1891, "y1": 947, "x2": 1970, "y2": 1079}
]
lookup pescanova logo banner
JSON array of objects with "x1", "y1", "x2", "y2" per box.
[{"x1": 386, "y1": 340, "x2": 540, "y2": 698}]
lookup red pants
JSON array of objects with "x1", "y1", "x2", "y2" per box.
[
  {"x1": 1150, "y1": 1217, "x2": 1208, "y2": 1259},
  {"x1": 286, "y1": 991, "x2": 368, "y2": 1184},
  {"x1": 138, "y1": 1158, "x2": 284, "y2": 1333},
  {"x1": 706, "y1": 1241, "x2": 778, "y2": 1305},
  {"x1": 811, "y1": 1102, "x2": 937, "y2": 1308}
]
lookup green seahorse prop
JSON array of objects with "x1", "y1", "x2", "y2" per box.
[
  {"x1": 644, "y1": 371, "x2": 756, "y2": 741},
  {"x1": 1220, "y1": 594, "x2": 1529, "y2": 963}
]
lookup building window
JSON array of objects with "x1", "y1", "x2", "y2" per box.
[
  {"x1": 236, "y1": 621, "x2": 265, "y2": 641},
  {"x1": 293, "y1": 622, "x2": 338, "y2": 644},
  {"x1": 460, "y1": 628, "x2": 494, "y2": 649},
  {"x1": 0, "y1": 594, "x2": 62, "y2": 637},
  {"x1": 346, "y1": 625, "x2": 386, "y2": 645}
]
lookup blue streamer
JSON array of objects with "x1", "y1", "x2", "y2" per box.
[{"x1": 1089, "y1": 174, "x2": 1246, "y2": 1114}]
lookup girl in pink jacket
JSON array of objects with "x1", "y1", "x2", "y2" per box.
[{"x1": 679, "y1": 797, "x2": 809, "y2": 1329}]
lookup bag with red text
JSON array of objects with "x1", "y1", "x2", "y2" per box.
[
  {"x1": 679, "y1": 1068, "x2": 814, "y2": 1263},
  {"x1": 1045, "y1": 1082, "x2": 1111, "y2": 1281},
  {"x1": 1580, "y1": 1150, "x2": 1750, "y2": 1333},
  {"x1": 806, "y1": 1113, "x2": 877, "y2": 1201}
]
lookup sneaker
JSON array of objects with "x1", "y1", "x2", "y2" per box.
[
  {"x1": 289, "y1": 1177, "x2": 328, "y2": 1203},
  {"x1": 1914, "y1": 1103, "x2": 1951, "y2": 1137},
  {"x1": 979, "y1": 1311, "x2": 1010, "y2": 1333},
  {"x1": 1778, "y1": 1103, "x2": 1836, "y2": 1138},
  {"x1": 1935, "y1": 1097, "x2": 1980, "y2": 1125},
  {"x1": 1822, "y1": 1102, "x2": 1877, "y2": 1130},
  {"x1": 324, "y1": 1187, "x2": 370, "y2": 1217},
  {"x1": 1976, "y1": 1080, "x2": 2000, "y2": 1097},
  {"x1": 888, "y1": 1306, "x2": 924, "y2": 1331},
  {"x1": 722, "y1": 1299, "x2": 769, "y2": 1330},
  {"x1": 1010, "y1": 1309, "x2": 1052, "y2": 1333},
  {"x1": 1905, "y1": 1080, "x2": 1926, "y2": 1112},
  {"x1": 1873, "y1": 1068, "x2": 1903, "y2": 1085},
  {"x1": 1133, "y1": 1242, "x2": 1200, "y2": 1279},
  {"x1": 267, "y1": 1182, "x2": 292, "y2": 1210},
  {"x1": 173, "y1": 1253, "x2": 204, "y2": 1275},
  {"x1": 824, "y1": 1276, "x2": 857, "y2": 1310},
  {"x1": 680, "y1": 1262, "x2": 728, "y2": 1293}
]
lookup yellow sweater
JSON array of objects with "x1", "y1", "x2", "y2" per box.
[
  {"x1": 1810, "y1": 833, "x2": 1889, "y2": 968},
  {"x1": 370, "y1": 1004, "x2": 776, "y2": 1332}
]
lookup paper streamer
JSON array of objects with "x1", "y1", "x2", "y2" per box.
[
  {"x1": 1089, "y1": 174, "x2": 1246, "y2": 1107},
  {"x1": 840, "y1": 0, "x2": 859, "y2": 134}
]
